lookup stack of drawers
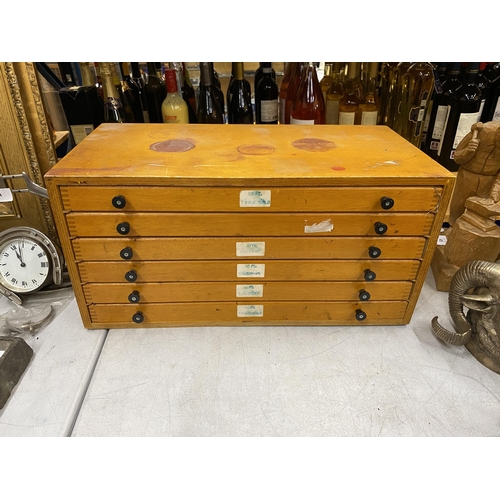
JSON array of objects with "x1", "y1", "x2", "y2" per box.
[{"x1": 45, "y1": 124, "x2": 455, "y2": 329}]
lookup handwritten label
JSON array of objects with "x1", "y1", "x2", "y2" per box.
[
  {"x1": 236, "y1": 284, "x2": 264, "y2": 298},
  {"x1": 437, "y1": 235, "x2": 447, "y2": 246},
  {"x1": 0, "y1": 188, "x2": 13, "y2": 202},
  {"x1": 237, "y1": 305, "x2": 264, "y2": 317},
  {"x1": 236, "y1": 241, "x2": 265, "y2": 257},
  {"x1": 240, "y1": 190, "x2": 271, "y2": 207},
  {"x1": 237, "y1": 263, "x2": 265, "y2": 278}
]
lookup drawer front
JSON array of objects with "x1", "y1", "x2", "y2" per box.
[
  {"x1": 66, "y1": 212, "x2": 435, "y2": 237},
  {"x1": 82, "y1": 281, "x2": 414, "y2": 304},
  {"x1": 60, "y1": 186, "x2": 443, "y2": 213},
  {"x1": 72, "y1": 236, "x2": 427, "y2": 261},
  {"x1": 77, "y1": 260, "x2": 421, "y2": 283},
  {"x1": 88, "y1": 300, "x2": 409, "y2": 326}
]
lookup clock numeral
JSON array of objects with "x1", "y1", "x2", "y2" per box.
[
  {"x1": 22, "y1": 281, "x2": 27, "y2": 288},
  {"x1": 10, "y1": 244, "x2": 17, "y2": 251},
  {"x1": 40, "y1": 261, "x2": 48, "y2": 268},
  {"x1": 32, "y1": 279, "x2": 38, "y2": 285},
  {"x1": 0, "y1": 263, "x2": 6, "y2": 266},
  {"x1": 31, "y1": 245, "x2": 36, "y2": 251},
  {"x1": 3, "y1": 252, "x2": 9, "y2": 257},
  {"x1": 37, "y1": 252, "x2": 44, "y2": 258},
  {"x1": 5, "y1": 271, "x2": 10, "y2": 277},
  {"x1": 11, "y1": 278, "x2": 18, "y2": 284}
]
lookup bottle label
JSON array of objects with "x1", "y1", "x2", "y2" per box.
[
  {"x1": 290, "y1": 117, "x2": 315, "y2": 125},
  {"x1": 493, "y1": 97, "x2": 500, "y2": 121},
  {"x1": 431, "y1": 105, "x2": 448, "y2": 140},
  {"x1": 260, "y1": 99, "x2": 278, "y2": 122},
  {"x1": 361, "y1": 111, "x2": 378, "y2": 125},
  {"x1": 453, "y1": 111, "x2": 481, "y2": 149},
  {"x1": 325, "y1": 100, "x2": 340, "y2": 124},
  {"x1": 437, "y1": 105, "x2": 451, "y2": 157},
  {"x1": 338, "y1": 112, "x2": 355, "y2": 125}
]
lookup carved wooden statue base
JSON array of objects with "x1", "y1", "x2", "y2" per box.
[{"x1": 431, "y1": 197, "x2": 500, "y2": 291}]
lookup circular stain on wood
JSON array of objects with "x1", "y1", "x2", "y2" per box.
[
  {"x1": 150, "y1": 139, "x2": 195, "y2": 153},
  {"x1": 237, "y1": 145, "x2": 275, "y2": 155},
  {"x1": 292, "y1": 138, "x2": 337, "y2": 152}
]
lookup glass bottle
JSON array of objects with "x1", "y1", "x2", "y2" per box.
[
  {"x1": 228, "y1": 62, "x2": 253, "y2": 124},
  {"x1": 181, "y1": 63, "x2": 198, "y2": 123},
  {"x1": 437, "y1": 62, "x2": 482, "y2": 171},
  {"x1": 480, "y1": 70, "x2": 500, "y2": 123},
  {"x1": 161, "y1": 68, "x2": 189, "y2": 124},
  {"x1": 255, "y1": 62, "x2": 278, "y2": 124},
  {"x1": 357, "y1": 62, "x2": 379, "y2": 125},
  {"x1": 392, "y1": 62, "x2": 413, "y2": 134},
  {"x1": 378, "y1": 62, "x2": 398, "y2": 126},
  {"x1": 278, "y1": 62, "x2": 297, "y2": 124},
  {"x1": 93, "y1": 62, "x2": 104, "y2": 101},
  {"x1": 402, "y1": 62, "x2": 435, "y2": 146},
  {"x1": 254, "y1": 62, "x2": 276, "y2": 98},
  {"x1": 100, "y1": 62, "x2": 126, "y2": 123},
  {"x1": 212, "y1": 64, "x2": 225, "y2": 120},
  {"x1": 424, "y1": 62, "x2": 462, "y2": 160},
  {"x1": 284, "y1": 63, "x2": 305, "y2": 124},
  {"x1": 118, "y1": 63, "x2": 143, "y2": 123},
  {"x1": 325, "y1": 62, "x2": 344, "y2": 124},
  {"x1": 145, "y1": 62, "x2": 167, "y2": 123},
  {"x1": 290, "y1": 62, "x2": 325, "y2": 125},
  {"x1": 320, "y1": 62, "x2": 334, "y2": 102},
  {"x1": 197, "y1": 62, "x2": 224, "y2": 124},
  {"x1": 126, "y1": 62, "x2": 148, "y2": 122},
  {"x1": 79, "y1": 63, "x2": 95, "y2": 87},
  {"x1": 338, "y1": 62, "x2": 361, "y2": 125}
]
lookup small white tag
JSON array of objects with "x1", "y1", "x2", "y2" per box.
[
  {"x1": 0, "y1": 188, "x2": 13, "y2": 202},
  {"x1": 0, "y1": 350, "x2": 5, "y2": 358},
  {"x1": 237, "y1": 263, "x2": 265, "y2": 278},
  {"x1": 304, "y1": 219, "x2": 334, "y2": 233},
  {"x1": 236, "y1": 284, "x2": 264, "y2": 297},
  {"x1": 237, "y1": 305, "x2": 264, "y2": 317},
  {"x1": 236, "y1": 242, "x2": 265, "y2": 257},
  {"x1": 437, "y1": 235, "x2": 447, "y2": 245},
  {"x1": 240, "y1": 190, "x2": 271, "y2": 207}
]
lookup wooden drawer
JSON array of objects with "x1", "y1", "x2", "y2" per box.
[
  {"x1": 77, "y1": 259, "x2": 421, "y2": 283},
  {"x1": 82, "y1": 281, "x2": 414, "y2": 304},
  {"x1": 60, "y1": 185, "x2": 443, "y2": 213},
  {"x1": 88, "y1": 300, "x2": 409, "y2": 327},
  {"x1": 66, "y1": 212, "x2": 435, "y2": 237},
  {"x1": 72, "y1": 236, "x2": 427, "y2": 261}
]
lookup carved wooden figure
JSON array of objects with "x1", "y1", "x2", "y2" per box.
[{"x1": 431, "y1": 121, "x2": 500, "y2": 291}]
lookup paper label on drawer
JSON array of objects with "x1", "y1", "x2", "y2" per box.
[
  {"x1": 239, "y1": 190, "x2": 271, "y2": 207},
  {"x1": 236, "y1": 284, "x2": 264, "y2": 297},
  {"x1": 0, "y1": 188, "x2": 13, "y2": 202},
  {"x1": 237, "y1": 305, "x2": 264, "y2": 317},
  {"x1": 304, "y1": 219, "x2": 334, "y2": 233},
  {"x1": 437, "y1": 235, "x2": 447, "y2": 245},
  {"x1": 237, "y1": 263, "x2": 265, "y2": 277},
  {"x1": 0, "y1": 350, "x2": 4, "y2": 358},
  {"x1": 236, "y1": 241, "x2": 266, "y2": 256}
]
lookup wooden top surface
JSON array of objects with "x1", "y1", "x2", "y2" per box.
[{"x1": 45, "y1": 123, "x2": 455, "y2": 186}]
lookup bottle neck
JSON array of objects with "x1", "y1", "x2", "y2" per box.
[
  {"x1": 79, "y1": 63, "x2": 94, "y2": 87},
  {"x1": 131, "y1": 62, "x2": 141, "y2": 79},
  {"x1": 324, "y1": 63, "x2": 333, "y2": 77},
  {"x1": 147, "y1": 63, "x2": 158, "y2": 81},
  {"x1": 165, "y1": 69, "x2": 178, "y2": 94},
  {"x1": 234, "y1": 63, "x2": 244, "y2": 81},
  {"x1": 200, "y1": 63, "x2": 214, "y2": 87},
  {"x1": 100, "y1": 63, "x2": 120, "y2": 100}
]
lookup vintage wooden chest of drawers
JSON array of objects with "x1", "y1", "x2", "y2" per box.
[{"x1": 45, "y1": 124, "x2": 455, "y2": 329}]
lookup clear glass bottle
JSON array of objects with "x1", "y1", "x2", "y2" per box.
[
  {"x1": 392, "y1": 62, "x2": 413, "y2": 134},
  {"x1": 278, "y1": 62, "x2": 297, "y2": 124},
  {"x1": 161, "y1": 68, "x2": 189, "y2": 124},
  {"x1": 325, "y1": 62, "x2": 344, "y2": 124},
  {"x1": 338, "y1": 62, "x2": 361, "y2": 125},
  {"x1": 320, "y1": 62, "x2": 334, "y2": 102},
  {"x1": 290, "y1": 62, "x2": 325, "y2": 124},
  {"x1": 357, "y1": 62, "x2": 379, "y2": 125},
  {"x1": 378, "y1": 62, "x2": 398, "y2": 126},
  {"x1": 100, "y1": 62, "x2": 126, "y2": 123},
  {"x1": 284, "y1": 63, "x2": 305, "y2": 124}
]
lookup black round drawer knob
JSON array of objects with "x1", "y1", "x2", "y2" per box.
[
  {"x1": 128, "y1": 291, "x2": 141, "y2": 303},
  {"x1": 355, "y1": 309, "x2": 367, "y2": 321},
  {"x1": 380, "y1": 196, "x2": 394, "y2": 210},
  {"x1": 112, "y1": 195, "x2": 126, "y2": 209},
  {"x1": 359, "y1": 289, "x2": 371, "y2": 301},
  {"x1": 125, "y1": 270, "x2": 138, "y2": 282},
  {"x1": 374, "y1": 221, "x2": 388, "y2": 235},
  {"x1": 368, "y1": 246, "x2": 381, "y2": 259},
  {"x1": 364, "y1": 269, "x2": 376, "y2": 281},
  {"x1": 120, "y1": 247, "x2": 133, "y2": 260},
  {"x1": 132, "y1": 311, "x2": 144, "y2": 324},
  {"x1": 116, "y1": 222, "x2": 130, "y2": 235}
]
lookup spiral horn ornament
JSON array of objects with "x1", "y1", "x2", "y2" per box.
[{"x1": 432, "y1": 260, "x2": 500, "y2": 346}]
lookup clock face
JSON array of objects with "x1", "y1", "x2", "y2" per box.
[{"x1": 0, "y1": 237, "x2": 51, "y2": 293}]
